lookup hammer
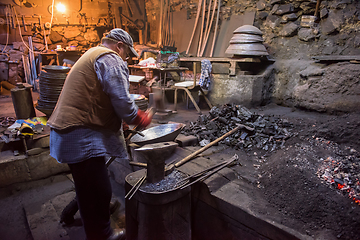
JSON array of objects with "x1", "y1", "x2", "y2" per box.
[{"x1": 125, "y1": 107, "x2": 155, "y2": 143}]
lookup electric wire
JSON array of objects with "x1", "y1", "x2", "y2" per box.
[{"x1": 50, "y1": 0, "x2": 55, "y2": 29}]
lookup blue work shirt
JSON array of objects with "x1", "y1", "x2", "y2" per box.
[{"x1": 50, "y1": 52, "x2": 137, "y2": 164}]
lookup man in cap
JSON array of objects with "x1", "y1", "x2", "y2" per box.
[{"x1": 47, "y1": 28, "x2": 152, "y2": 240}]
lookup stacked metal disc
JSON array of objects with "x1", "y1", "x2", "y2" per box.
[
  {"x1": 225, "y1": 25, "x2": 269, "y2": 56},
  {"x1": 37, "y1": 66, "x2": 71, "y2": 116},
  {"x1": 130, "y1": 94, "x2": 148, "y2": 111}
]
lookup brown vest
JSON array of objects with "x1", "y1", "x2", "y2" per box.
[{"x1": 47, "y1": 45, "x2": 121, "y2": 132}]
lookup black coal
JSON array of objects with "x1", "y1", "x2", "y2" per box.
[{"x1": 182, "y1": 104, "x2": 293, "y2": 152}]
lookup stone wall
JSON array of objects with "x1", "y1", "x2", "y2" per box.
[
  {"x1": 0, "y1": 0, "x2": 144, "y2": 83},
  {"x1": 1, "y1": 0, "x2": 359, "y2": 112},
  {"x1": 254, "y1": 0, "x2": 360, "y2": 112},
  {"x1": 146, "y1": 0, "x2": 360, "y2": 112}
]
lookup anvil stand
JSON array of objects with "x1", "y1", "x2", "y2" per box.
[
  {"x1": 134, "y1": 141, "x2": 178, "y2": 183},
  {"x1": 125, "y1": 141, "x2": 191, "y2": 240}
]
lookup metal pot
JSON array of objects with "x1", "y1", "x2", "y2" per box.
[
  {"x1": 233, "y1": 25, "x2": 263, "y2": 35},
  {"x1": 229, "y1": 34, "x2": 264, "y2": 44},
  {"x1": 225, "y1": 43, "x2": 269, "y2": 56}
]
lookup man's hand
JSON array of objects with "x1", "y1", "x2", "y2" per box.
[{"x1": 132, "y1": 109, "x2": 153, "y2": 130}]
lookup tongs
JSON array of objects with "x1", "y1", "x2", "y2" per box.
[
  {"x1": 125, "y1": 173, "x2": 147, "y2": 200},
  {"x1": 178, "y1": 154, "x2": 239, "y2": 189}
]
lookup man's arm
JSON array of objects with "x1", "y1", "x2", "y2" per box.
[{"x1": 95, "y1": 53, "x2": 138, "y2": 124}]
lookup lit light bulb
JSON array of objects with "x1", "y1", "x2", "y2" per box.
[{"x1": 56, "y1": 2, "x2": 66, "y2": 13}]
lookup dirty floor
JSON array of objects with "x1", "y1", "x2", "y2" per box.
[{"x1": 1, "y1": 91, "x2": 360, "y2": 240}]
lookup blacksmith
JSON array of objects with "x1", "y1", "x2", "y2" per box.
[{"x1": 47, "y1": 28, "x2": 152, "y2": 240}]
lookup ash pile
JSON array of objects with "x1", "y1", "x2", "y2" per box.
[{"x1": 182, "y1": 104, "x2": 293, "y2": 152}]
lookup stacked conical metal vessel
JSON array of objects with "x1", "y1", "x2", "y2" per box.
[{"x1": 225, "y1": 25, "x2": 269, "y2": 56}]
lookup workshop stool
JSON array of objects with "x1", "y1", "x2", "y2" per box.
[{"x1": 172, "y1": 62, "x2": 212, "y2": 114}]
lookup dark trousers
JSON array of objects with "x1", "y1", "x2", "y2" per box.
[{"x1": 68, "y1": 157, "x2": 112, "y2": 240}]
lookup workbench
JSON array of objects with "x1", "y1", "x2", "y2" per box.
[
  {"x1": 179, "y1": 57, "x2": 273, "y2": 75},
  {"x1": 128, "y1": 65, "x2": 189, "y2": 85},
  {"x1": 128, "y1": 65, "x2": 189, "y2": 113}
]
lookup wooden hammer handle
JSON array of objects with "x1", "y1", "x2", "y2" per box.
[{"x1": 174, "y1": 124, "x2": 252, "y2": 167}]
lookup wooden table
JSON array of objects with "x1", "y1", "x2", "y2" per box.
[{"x1": 128, "y1": 65, "x2": 189, "y2": 113}]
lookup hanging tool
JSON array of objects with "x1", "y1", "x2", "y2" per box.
[
  {"x1": 314, "y1": 0, "x2": 322, "y2": 20},
  {"x1": 7, "y1": 12, "x2": 15, "y2": 29},
  {"x1": 210, "y1": 0, "x2": 220, "y2": 57},
  {"x1": 22, "y1": 15, "x2": 27, "y2": 31},
  {"x1": 197, "y1": 0, "x2": 205, "y2": 57},
  {"x1": 200, "y1": 0, "x2": 217, "y2": 56},
  {"x1": 200, "y1": 0, "x2": 212, "y2": 55},
  {"x1": 133, "y1": 0, "x2": 142, "y2": 15},
  {"x1": 186, "y1": 0, "x2": 203, "y2": 54},
  {"x1": 124, "y1": 0, "x2": 133, "y2": 17},
  {"x1": 121, "y1": 13, "x2": 145, "y2": 30},
  {"x1": 158, "y1": 0, "x2": 163, "y2": 46},
  {"x1": 37, "y1": 15, "x2": 48, "y2": 51}
]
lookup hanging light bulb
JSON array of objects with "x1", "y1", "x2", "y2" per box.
[{"x1": 56, "y1": 2, "x2": 66, "y2": 13}]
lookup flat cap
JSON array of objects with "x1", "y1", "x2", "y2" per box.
[{"x1": 104, "y1": 28, "x2": 139, "y2": 58}]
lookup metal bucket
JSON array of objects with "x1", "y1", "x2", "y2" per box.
[{"x1": 11, "y1": 84, "x2": 36, "y2": 119}]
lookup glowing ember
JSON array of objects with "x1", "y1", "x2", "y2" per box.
[{"x1": 317, "y1": 154, "x2": 360, "y2": 206}]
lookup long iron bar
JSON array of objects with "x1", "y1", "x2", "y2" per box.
[
  {"x1": 180, "y1": 154, "x2": 238, "y2": 189},
  {"x1": 125, "y1": 174, "x2": 147, "y2": 200},
  {"x1": 177, "y1": 160, "x2": 230, "y2": 186}
]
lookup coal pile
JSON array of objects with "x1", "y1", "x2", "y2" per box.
[
  {"x1": 140, "y1": 170, "x2": 188, "y2": 193},
  {"x1": 182, "y1": 104, "x2": 293, "y2": 152}
]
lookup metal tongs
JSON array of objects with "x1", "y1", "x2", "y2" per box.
[
  {"x1": 125, "y1": 173, "x2": 147, "y2": 200},
  {"x1": 177, "y1": 154, "x2": 239, "y2": 189}
]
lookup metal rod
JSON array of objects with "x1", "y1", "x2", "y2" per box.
[
  {"x1": 125, "y1": 174, "x2": 146, "y2": 199},
  {"x1": 180, "y1": 154, "x2": 238, "y2": 189},
  {"x1": 128, "y1": 175, "x2": 147, "y2": 200},
  {"x1": 177, "y1": 160, "x2": 228, "y2": 185},
  {"x1": 129, "y1": 161, "x2": 147, "y2": 168},
  {"x1": 105, "y1": 156, "x2": 116, "y2": 167}
]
